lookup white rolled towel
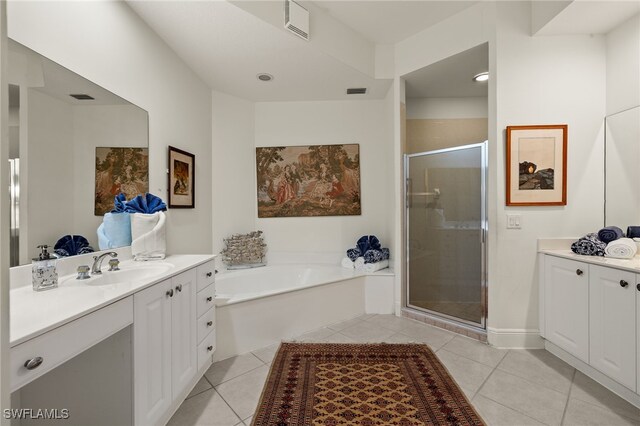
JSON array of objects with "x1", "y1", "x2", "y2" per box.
[
  {"x1": 605, "y1": 237, "x2": 637, "y2": 259},
  {"x1": 360, "y1": 260, "x2": 389, "y2": 273},
  {"x1": 354, "y1": 256, "x2": 365, "y2": 270},
  {"x1": 341, "y1": 257, "x2": 355, "y2": 269},
  {"x1": 131, "y1": 211, "x2": 166, "y2": 261}
]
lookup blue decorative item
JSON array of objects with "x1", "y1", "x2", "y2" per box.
[
  {"x1": 54, "y1": 235, "x2": 95, "y2": 257},
  {"x1": 346, "y1": 248, "x2": 360, "y2": 262},
  {"x1": 124, "y1": 193, "x2": 167, "y2": 214},
  {"x1": 356, "y1": 235, "x2": 381, "y2": 255},
  {"x1": 381, "y1": 248, "x2": 390, "y2": 260},
  {"x1": 111, "y1": 193, "x2": 128, "y2": 213},
  {"x1": 627, "y1": 226, "x2": 640, "y2": 239},
  {"x1": 571, "y1": 233, "x2": 606, "y2": 256},
  {"x1": 363, "y1": 249, "x2": 384, "y2": 264},
  {"x1": 597, "y1": 226, "x2": 624, "y2": 244}
]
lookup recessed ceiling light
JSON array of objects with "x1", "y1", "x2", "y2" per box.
[
  {"x1": 473, "y1": 72, "x2": 489, "y2": 82},
  {"x1": 257, "y1": 73, "x2": 274, "y2": 82}
]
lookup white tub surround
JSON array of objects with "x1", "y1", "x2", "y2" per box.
[
  {"x1": 214, "y1": 264, "x2": 395, "y2": 361},
  {"x1": 539, "y1": 239, "x2": 640, "y2": 408},
  {"x1": 10, "y1": 252, "x2": 217, "y2": 425}
]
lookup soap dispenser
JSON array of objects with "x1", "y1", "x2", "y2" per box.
[{"x1": 32, "y1": 245, "x2": 58, "y2": 291}]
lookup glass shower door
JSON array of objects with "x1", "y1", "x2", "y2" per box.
[{"x1": 405, "y1": 142, "x2": 486, "y2": 328}]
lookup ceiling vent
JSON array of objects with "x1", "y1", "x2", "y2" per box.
[
  {"x1": 346, "y1": 88, "x2": 367, "y2": 95},
  {"x1": 284, "y1": 0, "x2": 309, "y2": 41},
  {"x1": 69, "y1": 94, "x2": 94, "y2": 100}
]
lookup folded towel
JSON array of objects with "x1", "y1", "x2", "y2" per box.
[
  {"x1": 98, "y1": 212, "x2": 132, "y2": 250},
  {"x1": 364, "y1": 249, "x2": 384, "y2": 264},
  {"x1": 597, "y1": 226, "x2": 624, "y2": 244},
  {"x1": 111, "y1": 193, "x2": 128, "y2": 213},
  {"x1": 346, "y1": 248, "x2": 361, "y2": 262},
  {"x1": 354, "y1": 256, "x2": 365, "y2": 269},
  {"x1": 627, "y1": 226, "x2": 640, "y2": 238},
  {"x1": 571, "y1": 233, "x2": 606, "y2": 256},
  {"x1": 131, "y1": 211, "x2": 166, "y2": 260},
  {"x1": 381, "y1": 248, "x2": 390, "y2": 260},
  {"x1": 341, "y1": 257, "x2": 355, "y2": 269},
  {"x1": 125, "y1": 193, "x2": 167, "y2": 214},
  {"x1": 357, "y1": 260, "x2": 389, "y2": 273},
  {"x1": 356, "y1": 235, "x2": 381, "y2": 255},
  {"x1": 605, "y1": 238, "x2": 637, "y2": 259},
  {"x1": 54, "y1": 235, "x2": 94, "y2": 257}
]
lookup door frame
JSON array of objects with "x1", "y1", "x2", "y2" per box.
[{"x1": 403, "y1": 141, "x2": 488, "y2": 330}]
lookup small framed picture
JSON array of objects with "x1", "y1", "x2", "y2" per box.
[
  {"x1": 506, "y1": 124, "x2": 567, "y2": 206},
  {"x1": 168, "y1": 146, "x2": 195, "y2": 208}
]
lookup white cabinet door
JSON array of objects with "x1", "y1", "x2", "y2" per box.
[
  {"x1": 171, "y1": 269, "x2": 198, "y2": 400},
  {"x1": 637, "y1": 276, "x2": 640, "y2": 394},
  {"x1": 589, "y1": 265, "x2": 636, "y2": 391},
  {"x1": 134, "y1": 279, "x2": 173, "y2": 426},
  {"x1": 544, "y1": 256, "x2": 589, "y2": 362}
]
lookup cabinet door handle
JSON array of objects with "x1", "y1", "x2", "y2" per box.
[
  {"x1": 206, "y1": 272, "x2": 212, "y2": 277},
  {"x1": 166, "y1": 289, "x2": 174, "y2": 298},
  {"x1": 207, "y1": 346, "x2": 213, "y2": 352},
  {"x1": 637, "y1": 283, "x2": 640, "y2": 292},
  {"x1": 207, "y1": 321, "x2": 213, "y2": 327},
  {"x1": 24, "y1": 357, "x2": 44, "y2": 370},
  {"x1": 175, "y1": 284, "x2": 182, "y2": 292},
  {"x1": 620, "y1": 280, "x2": 629, "y2": 288},
  {"x1": 576, "y1": 269, "x2": 583, "y2": 276},
  {"x1": 206, "y1": 296, "x2": 213, "y2": 302}
]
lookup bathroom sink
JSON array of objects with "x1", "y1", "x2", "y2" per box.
[{"x1": 62, "y1": 262, "x2": 174, "y2": 288}]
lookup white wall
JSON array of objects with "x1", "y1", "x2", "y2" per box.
[
  {"x1": 254, "y1": 99, "x2": 394, "y2": 260},
  {"x1": 406, "y1": 97, "x2": 488, "y2": 119},
  {"x1": 211, "y1": 90, "x2": 255, "y2": 261},
  {"x1": 606, "y1": 13, "x2": 640, "y2": 115},
  {"x1": 8, "y1": 1, "x2": 213, "y2": 255}
]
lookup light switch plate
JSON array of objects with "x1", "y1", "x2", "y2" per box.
[{"x1": 507, "y1": 214, "x2": 522, "y2": 229}]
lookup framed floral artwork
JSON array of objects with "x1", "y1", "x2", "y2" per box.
[
  {"x1": 506, "y1": 124, "x2": 567, "y2": 206},
  {"x1": 168, "y1": 146, "x2": 195, "y2": 208},
  {"x1": 94, "y1": 147, "x2": 149, "y2": 215}
]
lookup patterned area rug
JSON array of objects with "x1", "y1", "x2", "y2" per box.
[{"x1": 252, "y1": 343, "x2": 485, "y2": 426}]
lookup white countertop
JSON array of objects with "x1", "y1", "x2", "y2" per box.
[
  {"x1": 540, "y1": 249, "x2": 640, "y2": 274},
  {"x1": 11, "y1": 254, "x2": 214, "y2": 347}
]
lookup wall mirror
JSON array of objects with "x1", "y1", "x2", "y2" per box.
[
  {"x1": 604, "y1": 105, "x2": 640, "y2": 228},
  {"x1": 8, "y1": 39, "x2": 149, "y2": 267}
]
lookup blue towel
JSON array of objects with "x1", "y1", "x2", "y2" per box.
[
  {"x1": 571, "y1": 233, "x2": 606, "y2": 256},
  {"x1": 111, "y1": 193, "x2": 128, "y2": 213},
  {"x1": 346, "y1": 248, "x2": 361, "y2": 262},
  {"x1": 627, "y1": 226, "x2": 640, "y2": 238},
  {"x1": 364, "y1": 249, "x2": 384, "y2": 264},
  {"x1": 54, "y1": 235, "x2": 94, "y2": 257},
  {"x1": 124, "y1": 193, "x2": 167, "y2": 214},
  {"x1": 356, "y1": 235, "x2": 381, "y2": 255},
  {"x1": 98, "y1": 212, "x2": 132, "y2": 250},
  {"x1": 597, "y1": 226, "x2": 624, "y2": 244}
]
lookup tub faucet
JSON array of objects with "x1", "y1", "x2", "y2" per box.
[{"x1": 91, "y1": 252, "x2": 118, "y2": 275}]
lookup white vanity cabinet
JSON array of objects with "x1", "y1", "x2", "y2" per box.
[
  {"x1": 133, "y1": 269, "x2": 197, "y2": 426},
  {"x1": 589, "y1": 265, "x2": 636, "y2": 390},
  {"x1": 543, "y1": 256, "x2": 589, "y2": 362}
]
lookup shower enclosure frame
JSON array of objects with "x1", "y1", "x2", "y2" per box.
[{"x1": 403, "y1": 141, "x2": 488, "y2": 331}]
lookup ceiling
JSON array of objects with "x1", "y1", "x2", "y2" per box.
[
  {"x1": 127, "y1": 1, "x2": 392, "y2": 102},
  {"x1": 309, "y1": 0, "x2": 478, "y2": 44},
  {"x1": 537, "y1": 0, "x2": 640, "y2": 35},
  {"x1": 404, "y1": 43, "x2": 488, "y2": 98}
]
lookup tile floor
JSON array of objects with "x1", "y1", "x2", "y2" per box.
[{"x1": 168, "y1": 314, "x2": 640, "y2": 426}]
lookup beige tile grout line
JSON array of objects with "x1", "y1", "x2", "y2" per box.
[{"x1": 559, "y1": 369, "x2": 577, "y2": 425}]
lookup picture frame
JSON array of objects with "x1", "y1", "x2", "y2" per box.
[
  {"x1": 94, "y1": 147, "x2": 149, "y2": 215},
  {"x1": 506, "y1": 124, "x2": 567, "y2": 206},
  {"x1": 168, "y1": 146, "x2": 195, "y2": 208},
  {"x1": 256, "y1": 143, "x2": 361, "y2": 218}
]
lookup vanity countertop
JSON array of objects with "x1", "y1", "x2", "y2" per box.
[
  {"x1": 11, "y1": 254, "x2": 215, "y2": 347},
  {"x1": 539, "y1": 249, "x2": 640, "y2": 274}
]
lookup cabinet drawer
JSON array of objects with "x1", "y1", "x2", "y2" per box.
[
  {"x1": 196, "y1": 260, "x2": 216, "y2": 292},
  {"x1": 197, "y1": 307, "x2": 216, "y2": 344},
  {"x1": 197, "y1": 284, "x2": 216, "y2": 317},
  {"x1": 197, "y1": 329, "x2": 216, "y2": 371},
  {"x1": 11, "y1": 297, "x2": 133, "y2": 392}
]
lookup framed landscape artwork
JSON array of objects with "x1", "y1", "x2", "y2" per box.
[
  {"x1": 506, "y1": 124, "x2": 567, "y2": 206},
  {"x1": 168, "y1": 146, "x2": 195, "y2": 208},
  {"x1": 256, "y1": 144, "x2": 361, "y2": 218},
  {"x1": 94, "y1": 147, "x2": 149, "y2": 215}
]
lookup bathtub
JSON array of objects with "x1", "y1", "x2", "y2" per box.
[{"x1": 213, "y1": 264, "x2": 394, "y2": 361}]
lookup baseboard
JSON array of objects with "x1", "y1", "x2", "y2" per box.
[{"x1": 487, "y1": 327, "x2": 544, "y2": 349}]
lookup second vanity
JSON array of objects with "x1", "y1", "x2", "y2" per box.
[{"x1": 10, "y1": 248, "x2": 217, "y2": 425}]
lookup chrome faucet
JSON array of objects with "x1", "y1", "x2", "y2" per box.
[{"x1": 91, "y1": 252, "x2": 118, "y2": 275}]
